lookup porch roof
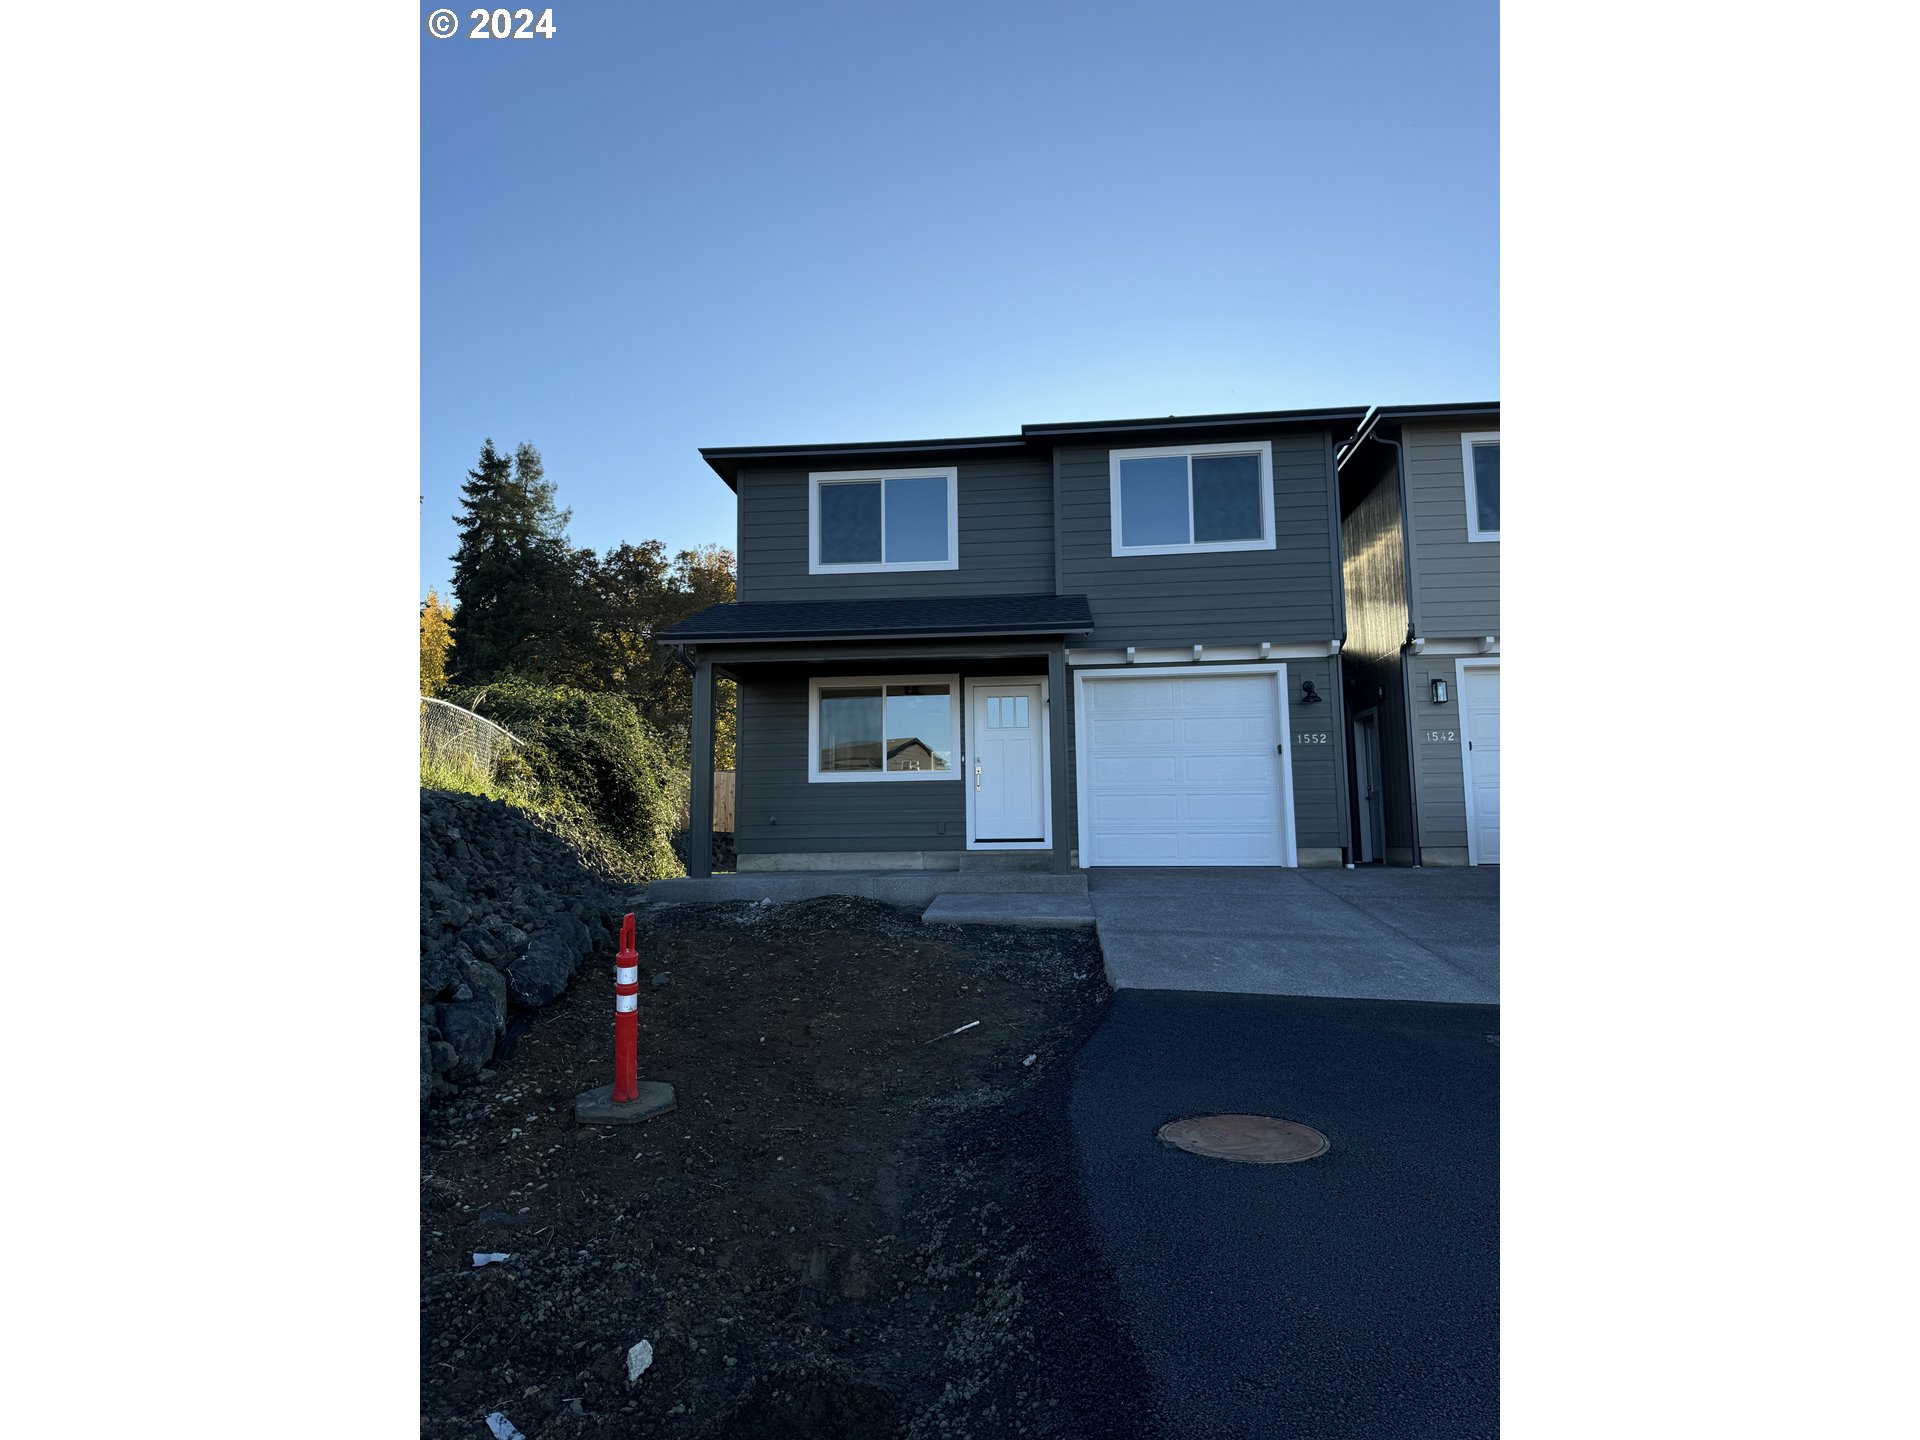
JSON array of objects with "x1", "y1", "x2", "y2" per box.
[{"x1": 660, "y1": 593, "x2": 1095, "y2": 646}]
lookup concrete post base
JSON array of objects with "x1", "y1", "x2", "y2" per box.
[{"x1": 573, "y1": 1081, "x2": 677, "y2": 1125}]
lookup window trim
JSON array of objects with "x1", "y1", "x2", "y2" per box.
[
  {"x1": 807, "y1": 467, "x2": 960, "y2": 574},
  {"x1": 1460, "y1": 431, "x2": 1500, "y2": 543},
  {"x1": 1107, "y1": 439, "x2": 1276, "y2": 557},
  {"x1": 806, "y1": 674, "x2": 962, "y2": 783}
]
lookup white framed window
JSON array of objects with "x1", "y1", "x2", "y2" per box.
[
  {"x1": 807, "y1": 675, "x2": 961, "y2": 782},
  {"x1": 808, "y1": 467, "x2": 959, "y2": 574},
  {"x1": 1460, "y1": 432, "x2": 1500, "y2": 542},
  {"x1": 1108, "y1": 440, "x2": 1276, "y2": 557}
]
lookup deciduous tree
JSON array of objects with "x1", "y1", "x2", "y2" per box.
[
  {"x1": 419, "y1": 587, "x2": 455, "y2": 696},
  {"x1": 585, "y1": 541, "x2": 737, "y2": 767}
]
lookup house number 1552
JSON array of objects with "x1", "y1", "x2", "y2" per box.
[{"x1": 1293, "y1": 732, "x2": 1329, "y2": 745}]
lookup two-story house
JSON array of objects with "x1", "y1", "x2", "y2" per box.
[
  {"x1": 661, "y1": 405, "x2": 1371, "y2": 877},
  {"x1": 1337, "y1": 404, "x2": 1500, "y2": 866}
]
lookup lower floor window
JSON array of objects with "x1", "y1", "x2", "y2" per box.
[{"x1": 810, "y1": 676, "x2": 958, "y2": 781}]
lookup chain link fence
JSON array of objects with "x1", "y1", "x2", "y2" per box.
[{"x1": 420, "y1": 696, "x2": 524, "y2": 777}]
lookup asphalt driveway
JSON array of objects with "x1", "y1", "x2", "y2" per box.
[
  {"x1": 1071, "y1": 989, "x2": 1499, "y2": 1438},
  {"x1": 1088, "y1": 865, "x2": 1498, "y2": 1002}
]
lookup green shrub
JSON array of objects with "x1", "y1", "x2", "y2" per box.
[{"x1": 438, "y1": 677, "x2": 684, "y2": 882}]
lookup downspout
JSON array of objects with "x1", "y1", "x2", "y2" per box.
[{"x1": 1370, "y1": 428, "x2": 1425, "y2": 867}]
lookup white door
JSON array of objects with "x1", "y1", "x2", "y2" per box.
[
  {"x1": 970, "y1": 682, "x2": 1045, "y2": 842},
  {"x1": 1077, "y1": 669, "x2": 1293, "y2": 866},
  {"x1": 1460, "y1": 665, "x2": 1500, "y2": 864}
]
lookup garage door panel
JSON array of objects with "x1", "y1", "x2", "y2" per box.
[
  {"x1": 1183, "y1": 829, "x2": 1279, "y2": 863},
  {"x1": 1180, "y1": 714, "x2": 1273, "y2": 748},
  {"x1": 1090, "y1": 753, "x2": 1180, "y2": 787},
  {"x1": 1091, "y1": 792, "x2": 1178, "y2": 822},
  {"x1": 1094, "y1": 831, "x2": 1185, "y2": 863},
  {"x1": 1079, "y1": 672, "x2": 1293, "y2": 867},
  {"x1": 1099, "y1": 680, "x2": 1179, "y2": 710},
  {"x1": 1092, "y1": 717, "x2": 1179, "y2": 748},
  {"x1": 1178, "y1": 675, "x2": 1266, "y2": 707},
  {"x1": 1182, "y1": 753, "x2": 1269, "y2": 785},
  {"x1": 1182, "y1": 790, "x2": 1275, "y2": 822}
]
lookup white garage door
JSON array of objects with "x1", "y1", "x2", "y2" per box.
[
  {"x1": 1077, "y1": 669, "x2": 1295, "y2": 866},
  {"x1": 1461, "y1": 665, "x2": 1500, "y2": 864}
]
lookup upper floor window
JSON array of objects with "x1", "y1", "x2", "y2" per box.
[
  {"x1": 809, "y1": 467, "x2": 958, "y2": 574},
  {"x1": 1108, "y1": 440, "x2": 1275, "y2": 557},
  {"x1": 1461, "y1": 432, "x2": 1500, "y2": 541}
]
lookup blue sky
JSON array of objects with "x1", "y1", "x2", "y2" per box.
[{"x1": 421, "y1": 0, "x2": 1497, "y2": 599}]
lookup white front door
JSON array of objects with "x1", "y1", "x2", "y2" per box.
[
  {"x1": 1076, "y1": 668, "x2": 1294, "y2": 866},
  {"x1": 969, "y1": 682, "x2": 1045, "y2": 842},
  {"x1": 1459, "y1": 663, "x2": 1501, "y2": 864}
]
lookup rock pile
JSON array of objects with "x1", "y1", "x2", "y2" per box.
[{"x1": 420, "y1": 789, "x2": 633, "y2": 1105}]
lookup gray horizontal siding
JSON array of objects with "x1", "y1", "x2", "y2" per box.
[
  {"x1": 1284, "y1": 655, "x2": 1343, "y2": 851},
  {"x1": 1056, "y1": 434, "x2": 1340, "y2": 647},
  {"x1": 735, "y1": 458, "x2": 1055, "y2": 603},
  {"x1": 734, "y1": 678, "x2": 965, "y2": 855},
  {"x1": 734, "y1": 663, "x2": 1049, "y2": 856},
  {"x1": 739, "y1": 657, "x2": 1345, "y2": 862},
  {"x1": 1407, "y1": 657, "x2": 1468, "y2": 851},
  {"x1": 1403, "y1": 424, "x2": 1500, "y2": 638}
]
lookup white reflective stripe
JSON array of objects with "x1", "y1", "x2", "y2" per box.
[
  {"x1": 615, "y1": 966, "x2": 638, "y2": 985},
  {"x1": 615, "y1": 993, "x2": 637, "y2": 1013}
]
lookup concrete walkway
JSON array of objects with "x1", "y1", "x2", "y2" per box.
[
  {"x1": 921, "y1": 892, "x2": 1096, "y2": 928},
  {"x1": 1087, "y1": 866, "x2": 1498, "y2": 1003}
]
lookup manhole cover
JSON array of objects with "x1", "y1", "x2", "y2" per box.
[{"x1": 1156, "y1": 1114, "x2": 1329, "y2": 1164}]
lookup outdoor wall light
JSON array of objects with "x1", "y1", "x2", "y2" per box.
[
  {"x1": 1300, "y1": 680, "x2": 1323, "y2": 704},
  {"x1": 1431, "y1": 678, "x2": 1449, "y2": 704}
]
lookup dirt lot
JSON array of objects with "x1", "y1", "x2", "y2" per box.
[{"x1": 421, "y1": 896, "x2": 1156, "y2": 1439}]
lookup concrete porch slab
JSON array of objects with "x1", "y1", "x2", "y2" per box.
[
  {"x1": 645, "y1": 870, "x2": 1087, "y2": 908},
  {"x1": 922, "y1": 893, "x2": 1096, "y2": 929}
]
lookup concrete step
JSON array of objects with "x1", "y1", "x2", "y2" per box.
[
  {"x1": 646, "y1": 870, "x2": 1087, "y2": 908},
  {"x1": 921, "y1": 892, "x2": 1097, "y2": 929}
]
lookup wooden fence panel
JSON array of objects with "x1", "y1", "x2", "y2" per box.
[{"x1": 675, "y1": 771, "x2": 736, "y2": 831}]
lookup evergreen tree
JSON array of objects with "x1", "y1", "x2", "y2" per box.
[{"x1": 448, "y1": 440, "x2": 584, "y2": 683}]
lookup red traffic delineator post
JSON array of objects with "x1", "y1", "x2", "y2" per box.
[
  {"x1": 613, "y1": 912, "x2": 640, "y2": 1102},
  {"x1": 574, "y1": 911, "x2": 677, "y2": 1126}
]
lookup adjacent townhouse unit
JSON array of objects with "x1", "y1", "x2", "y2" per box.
[
  {"x1": 1337, "y1": 403, "x2": 1500, "y2": 866},
  {"x1": 661, "y1": 405, "x2": 1372, "y2": 876}
]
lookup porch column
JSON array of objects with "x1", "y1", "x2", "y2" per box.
[
  {"x1": 1047, "y1": 644, "x2": 1072, "y2": 872},
  {"x1": 687, "y1": 656, "x2": 715, "y2": 879}
]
